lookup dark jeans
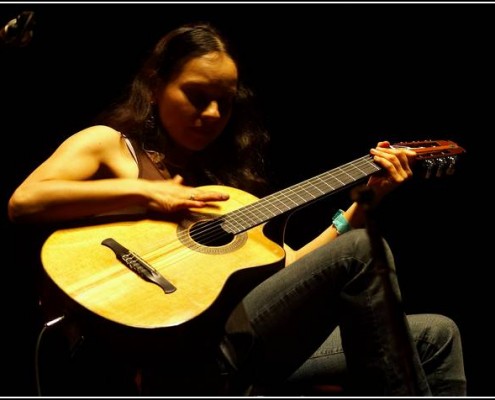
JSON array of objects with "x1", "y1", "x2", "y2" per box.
[
  {"x1": 42, "y1": 229, "x2": 465, "y2": 396},
  {"x1": 220, "y1": 229, "x2": 466, "y2": 395}
]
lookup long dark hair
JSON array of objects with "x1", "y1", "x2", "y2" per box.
[{"x1": 96, "y1": 22, "x2": 270, "y2": 196}]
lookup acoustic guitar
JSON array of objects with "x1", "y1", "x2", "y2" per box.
[{"x1": 40, "y1": 140, "x2": 465, "y2": 337}]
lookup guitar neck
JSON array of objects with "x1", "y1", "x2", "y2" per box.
[{"x1": 222, "y1": 155, "x2": 380, "y2": 234}]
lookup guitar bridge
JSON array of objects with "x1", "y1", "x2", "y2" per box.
[{"x1": 101, "y1": 238, "x2": 176, "y2": 294}]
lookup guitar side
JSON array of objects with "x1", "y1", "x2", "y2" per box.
[{"x1": 41, "y1": 185, "x2": 286, "y2": 330}]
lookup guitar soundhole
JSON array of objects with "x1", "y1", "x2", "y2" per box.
[
  {"x1": 176, "y1": 213, "x2": 248, "y2": 255},
  {"x1": 190, "y1": 220, "x2": 233, "y2": 246}
]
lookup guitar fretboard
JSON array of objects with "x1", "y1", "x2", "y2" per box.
[{"x1": 221, "y1": 155, "x2": 381, "y2": 234}]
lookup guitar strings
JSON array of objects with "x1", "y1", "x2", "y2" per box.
[
  {"x1": 126, "y1": 145, "x2": 457, "y2": 275},
  {"x1": 131, "y1": 143, "x2": 458, "y2": 276}
]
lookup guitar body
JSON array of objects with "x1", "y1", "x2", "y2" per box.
[{"x1": 41, "y1": 185, "x2": 286, "y2": 356}]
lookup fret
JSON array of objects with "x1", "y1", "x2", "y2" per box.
[{"x1": 222, "y1": 155, "x2": 381, "y2": 234}]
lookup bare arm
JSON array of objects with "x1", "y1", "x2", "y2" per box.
[
  {"x1": 8, "y1": 125, "x2": 229, "y2": 223},
  {"x1": 284, "y1": 141, "x2": 416, "y2": 266}
]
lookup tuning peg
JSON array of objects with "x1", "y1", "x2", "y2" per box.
[
  {"x1": 423, "y1": 159, "x2": 435, "y2": 179},
  {"x1": 435, "y1": 158, "x2": 449, "y2": 178},
  {"x1": 446, "y1": 156, "x2": 457, "y2": 176}
]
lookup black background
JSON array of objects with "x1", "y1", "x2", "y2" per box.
[{"x1": 1, "y1": 2, "x2": 492, "y2": 396}]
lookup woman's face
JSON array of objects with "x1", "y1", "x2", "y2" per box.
[{"x1": 156, "y1": 51, "x2": 238, "y2": 152}]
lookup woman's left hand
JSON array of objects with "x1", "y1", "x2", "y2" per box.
[{"x1": 367, "y1": 141, "x2": 417, "y2": 201}]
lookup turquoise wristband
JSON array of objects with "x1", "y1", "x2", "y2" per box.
[{"x1": 332, "y1": 209, "x2": 352, "y2": 235}]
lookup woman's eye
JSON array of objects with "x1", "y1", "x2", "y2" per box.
[
  {"x1": 185, "y1": 88, "x2": 234, "y2": 115},
  {"x1": 218, "y1": 97, "x2": 233, "y2": 113},
  {"x1": 186, "y1": 91, "x2": 209, "y2": 108}
]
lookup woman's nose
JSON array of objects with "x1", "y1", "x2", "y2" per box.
[{"x1": 202, "y1": 100, "x2": 220, "y2": 119}]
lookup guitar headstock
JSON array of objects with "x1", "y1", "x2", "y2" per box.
[{"x1": 392, "y1": 139, "x2": 466, "y2": 179}]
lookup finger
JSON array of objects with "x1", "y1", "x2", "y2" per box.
[
  {"x1": 371, "y1": 150, "x2": 405, "y2": 182},
  {"x1": 172, "y1": 175, "x2": 184, "y2": 184},
  {"x1": 376, "y1": 141, "x2": 391, "y2": 149},
  {"x1": 188, "y1": 191, "x2": 229, "y2": 202}
]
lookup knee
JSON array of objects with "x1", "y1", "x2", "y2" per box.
[
  {"x1": 425, "y1": 314, "x2": 461, "y2": 349},
  {"x1": 410, "y1": 313, "x2": 463, "y2": 362},
  {"x1": 343, "y1": 229, "x2": 396, "y2": 272},
  {"x1": 342, "y1": 229, "x2": 372, "y2": 260},
  {"x1": 409, "y1": 314, "x2": 466, "y2": 395}
]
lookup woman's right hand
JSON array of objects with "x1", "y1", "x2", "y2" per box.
[{"x1": 145, "y1": 175, "x2": 230, "y2": 213}]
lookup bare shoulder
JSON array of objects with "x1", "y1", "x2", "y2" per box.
[
  {"x1": 63, "y1": 125, "x2": 137, "y2": 176},
  {"x1": 55, "y1": 125, "x2": 130, "y2": 163},
  {"x1": 61, "y1": 125, "x2": 122, "y2": 150}
]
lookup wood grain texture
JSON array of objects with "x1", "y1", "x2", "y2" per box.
[{"x1": 41, "y1": 185, "x2": 285, "y2": 330}]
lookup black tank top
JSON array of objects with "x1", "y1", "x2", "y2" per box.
[{"x1": 126, "y1": 137, "x2": 172, "y2": 181}]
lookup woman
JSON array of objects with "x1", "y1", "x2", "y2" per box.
[{"x1": 8, "y1": 22, "x2": 466, "y2": 396}]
